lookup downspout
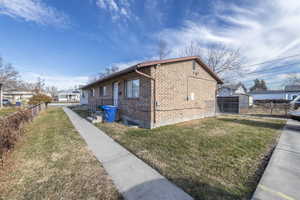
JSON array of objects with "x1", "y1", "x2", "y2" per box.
[{"x1": 135, "y1": 65, "x2": 156, "y2": 126}]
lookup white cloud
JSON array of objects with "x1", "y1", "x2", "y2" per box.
[
  {"x1": 158, "y1": 0, "x2": 300, "y2": 88},
  {"x1": 161, "y1": 0, "x2": 300, "y2": 61},
  {"x1": 97, "y1": 0, "x2": 118, "y2": 11},
  {"x1": 22, "y1": 72, "x2": 88, "y2": 90},
  {"x1": 96, "y1": 0, "x2": 133, "y2": 22},
  {"x1": 111, "y1": 59, "x2": 142, "y2": 70},
  {"x1": 0, "y1": 0, "x2": 69, "y2": 27}
]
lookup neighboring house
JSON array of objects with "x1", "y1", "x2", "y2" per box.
[
  {"x1": 218, "y1": 83, "x2": 247, "y2": 96},
  {"x1": 217, "y1": 83, "x2": 252, "y2": 113},
  {"x1": 81, "y1": 56, "x2": 223, "y2": 128},
  {"x1": 56, "y1": 90, "x2": 81, "y2": 102},
  {"x1": 3, "y1": 90, "x2": 35, "y2": 104},
  {"x1": 285, "y1": 85, "x2": 300, "y2": 91},
  {"x1": 80, "y1": 89, "x2": 89, "y2": 105},
  {"x1": 249, "y1": 89, "x2": 300, "y2": 101}
]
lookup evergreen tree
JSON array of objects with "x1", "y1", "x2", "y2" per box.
[{"x1": 250, "y1": 79, "x2": 268, "y2": 92}]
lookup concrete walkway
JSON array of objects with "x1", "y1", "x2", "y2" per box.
[
  {"x1": 252, "y1": 119, "x2": 300, "y2": 200},
  {"x1": 63, "y1": 107, "x2": 193, "y2": 200}
]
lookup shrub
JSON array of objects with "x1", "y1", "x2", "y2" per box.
[
  {"x1": 28, "y1": 94, "x2": 52, "y2": 106},
  {"x1": 0, "y1": 104, "x2": 45, "y2": 164}
]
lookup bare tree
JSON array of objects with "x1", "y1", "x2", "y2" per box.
[
  {"x1": 284, "y1": 74, "x2": 300, "y2": 86},
  {"x1": 158, "y1": 39, "x2": 170, "y2": 60},
  {"x1": 206, "y1": 44, "x2": 241, "y2": 76},
  {"x1": 87, "y1": 65, "x2": 121, "y2": 83},
  {"x1": 180, "y1": 41, "x2": 203, "y2": 58},
  {"x1": 45, "y1": 86, "x2": 58, "y2": 97},
  {"x1": 15, "y1": 81, "x2": 36, "y2": 91},
  {"x1": 33, "y1": 77, "x2": 45, "y2": 93},
  {"x1": 98, "y1": 65, "x2": 120, "y2": 79},
  {"x1": 0, "y1": 56, "x2": 20, "y2": 90},
  {"x1": 180, "y1": 41, "x2": 242, "y2": 78}
]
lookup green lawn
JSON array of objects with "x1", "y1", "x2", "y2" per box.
[
  {"x1": 97, "y1": 116, "x2": 285, "y2": 200},
  {"x1": 0, "y1": 107, "x2": 122, "y2": 200}
]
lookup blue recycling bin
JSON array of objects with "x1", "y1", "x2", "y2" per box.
[{"x1": 101, "y1": 105, "x2": 118, "y2": 122}]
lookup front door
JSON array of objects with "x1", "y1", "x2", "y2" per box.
[{"x1": 113, "y1": 82, "x2": 119, "y2": 106}]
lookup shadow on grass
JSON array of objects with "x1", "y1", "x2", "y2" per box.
[
  {"x1": 245, "y1": 114, "x2": 287, "y2": 119},
  {"x1": 219, "y1": 118, "x2": 284, "y2": 130},
  {"x1": 284, "y1": 124, "x2": 300, "y2": 132},
  {"x1": 123, "y1": 178, "x2": 242, "y2": 200}
]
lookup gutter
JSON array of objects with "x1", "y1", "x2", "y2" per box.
[{"x1": 135, "y1": 65, "x2": 157, "y2": 125}]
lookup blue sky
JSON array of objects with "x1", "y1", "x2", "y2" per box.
[{"x1": 0, "y1": 0, "x2": 300, "y2": 89}]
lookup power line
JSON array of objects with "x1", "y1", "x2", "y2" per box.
[
  {"x1": 225, "y1": 61, "x2": 300, "y2": 80},
  {"x1": 225, "y1": 62, "x2": 300, "y2": 83},
  {"x1": 241, "y1": 53, "x2": 300, "y2": 68},
  {"x1": 242, "y1": 61, "x2": 300, "y2": 75}
]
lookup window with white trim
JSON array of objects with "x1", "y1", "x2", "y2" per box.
[{"x1": 126, "y1": 79, "x2": 140, "y2": 98}]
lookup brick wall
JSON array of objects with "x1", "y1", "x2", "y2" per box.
[
  {"x1": 86, "y1": 60, "x2": 219, "y2": 128},
  {"x1": 88, "y1": 68, "x2": 153, "y2": 128},
  {"x1": 152, "y1": 60, "x2": 218, "y2": 127}
]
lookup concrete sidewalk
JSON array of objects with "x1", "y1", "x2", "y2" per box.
[
  {"x1": 63, "y1": 107, "x2": 193, "y2": 200},
  {"x1": 252, "y1": 119, "x2": 300, "y2": 200}
]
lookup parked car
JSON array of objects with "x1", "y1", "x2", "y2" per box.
[
  {"x1": 2, "y1": 99, "x2": 12, "y2": 106},
  {"x1": 291, "y1": 95, "x2": 300, "y2": 110}
]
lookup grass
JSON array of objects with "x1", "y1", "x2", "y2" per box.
[
  {"x1": 0, "y1": 107, "x2": 20, "y2": 117},
  {"x1": 0, "y1": 107, "x2": 122, "y2": 200},
  {"x1": 69, "y1": 105, "x2": 90, "y2": 118},
  {"x1": 96, "y1": 116, "x2": 285, "y2": 200}
]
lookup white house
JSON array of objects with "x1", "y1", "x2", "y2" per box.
[
  {"x1": 80, "y1": 89, "x2": 89, "y2": 105},
  {"x1": 218, "y1": 83, "x2": 247, "y2": 96},
  {"x1": 3, "y1": 90, "x2": 35, "y2": 104},
  {"x1": 56, "y1": 90, "x2": 81, "y2": 102}
]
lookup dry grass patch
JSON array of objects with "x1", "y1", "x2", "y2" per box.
[
  {"x1": 0, "y1": 107, "x2": 20, "y2": 117},
  {"x1": 0, "y1": 108, "x2": 122, "y2": 200},
  {"x1": 245, "y1": 105, "x2": 289, "y2": 118},
  {"x1": 97, "y1": 116, "x2": 285, "y2": 200}
]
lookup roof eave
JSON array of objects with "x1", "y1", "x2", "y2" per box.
[
  {"x1": 194, "y1": 58, "x2": 223, "y2": 84},
  {"x1": 81, "y1": 56, "x2": 223, "y2": 89},
  {"x1": 81, "y1": 64, "x2": 139, "y2": 89}
]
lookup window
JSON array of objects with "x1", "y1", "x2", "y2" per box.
[
  {"x1": 292, "y1": 95, "x2": 298, "y2": 100},
  {"x1": 126, "y1": 79, "x2": 140, "y2": 98},
  {"x1": 59, "y1": 95, "x2": 67, "y2": 99},
  {"x1": 90, "y1": 89, "x2": 95, "y2": 97},
  {"x1": 99, "y1": 86, "x2": 107, "y2": 96}
]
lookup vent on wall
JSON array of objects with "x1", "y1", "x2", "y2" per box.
[{"x1": 192, "y1": 60, "x2": 196, "y2": 71}]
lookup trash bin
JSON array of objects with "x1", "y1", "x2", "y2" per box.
[{"x1": 101, "y1": 105, "x2": 118, "y2": 122}]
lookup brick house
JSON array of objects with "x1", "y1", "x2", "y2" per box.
[{"x1": 81, "y1": 56, "x2": 223, "y2": 128}]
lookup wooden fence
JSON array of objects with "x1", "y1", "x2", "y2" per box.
[{"x1": 0, "y1": 103, "x2": 46, "y2": 165}]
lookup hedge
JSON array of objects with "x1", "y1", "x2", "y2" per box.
[{"x1": 0, "y1": 104, "x2": 45, "y2": 165}]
